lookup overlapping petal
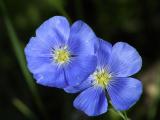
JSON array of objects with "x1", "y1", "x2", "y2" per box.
[
  {"x1": 96, "y1": 39, "x2": 112, "y2": 67},
  {"x1": 25, "y1": 37, "x2": 52, "y2": 57},
  {"x1": 34, "y1": 65, "x2": 68, "y2": 88},
  {"x1": 108, "y1": 42, "x2": 142, "y2": 77},
  {"x1": 68, "y1": 20, "x2": 98, "y2": 56},
  {"x1": 107, "y1": 77, "x2": 142, "y2": 110},
  {"x1": 25, "y1": 56, "x2": 52, "y2": 74},
  {"x1": 64, "y1": 55, "x2": 97, "y2": 86},
  {"x1": 74, "y1": 86, "x2": 108, "y2": 116},
  {"x1": 64, "y1": 77, "x2": 92, "y2": 93},
  {"x1": 36, "y1": 16, "x2": 70, "y2": 48}
]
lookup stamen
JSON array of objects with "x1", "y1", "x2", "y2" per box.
[
  {"x1": 93, "y1": 69, "x2": 111, "y2": 88},
  {"x1": 53, "y1": 46, "x2": 70, "y2": 64}
]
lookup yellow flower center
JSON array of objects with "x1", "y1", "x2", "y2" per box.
[
  {"x1": 93, "y1": 69, "x2": 111, "y2": 88},
  {"x1": 53, "y1": 47, "x2": 70, "y2": 64}
]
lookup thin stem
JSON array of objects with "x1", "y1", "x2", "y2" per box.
[
  {"x1": 0, "y1": 1, "x2": 48, "y2": 119},
  {"x1": 123, "y1": 111, "x2": 128, "y2": 120},
  {"x1": 117, "y1": 111, "x2": 129, "y2": 120},
  {"x1": 47, "y1": 0, "x2": 72, "y2": 23},
  {"x1": 12, "y1": 98, "x2": 38, "y2": 120},
  {"x1": 117, "y1": 111, "x2": 126, "y2": 120},
  {"x1": 109, "y1": 101, "x2": 129, "y2": 120}
]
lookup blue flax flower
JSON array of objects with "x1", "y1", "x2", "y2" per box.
[
  {"x1": 25, "y1": 16, "x2": 98, "y2": 88},
  {"x1": 65, "y1": 40, "x2": 143, "y2": 116}
]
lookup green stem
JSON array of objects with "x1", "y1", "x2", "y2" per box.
[
  {"x1": 0, "y1": 1, "x2": 48, "y2": 119},
  {"x1": 117, "y1": 111, "x2": 128, "y2": 120},
  {"x1": 116, "y1": 111, "x2": 129, "y2": 120},
  {"x1": 109, "y1": 101, "x2": 129, "y2": 120},
  {"x1": 47, "y1": 0, "x2": 72, "y2": 23},
  {"x1": 123, "y1": 111, "x2": 128, "y2": 120},
  {"x1": 12, "y1": 98, "x2": 38, "y2": 120},
  {"x1": 60, "y1": 8, "x2": 72, "y2": 23}
]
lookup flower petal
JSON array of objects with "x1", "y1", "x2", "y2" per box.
[
  {"x1": 36, "y1": 16, "x2": 70, "y2": 47},
  {"x1": 34, "y1": 65, "x2": 67, "y2": 88},
  {"x1": 108, "y1": 42, "x2": 142, "y2": 77},
  {"x1": 25, "y1": 38, "x2": 55, "y2": 74},
  {"x1": 107, "y1": 77, "x2": 143, "y2": 110},
  {"x1": 64, "y1": 77, "x2": 92, "y2": 93},
  {"x1": 25, "y1": 55, "x2": 52, "y2": 74},
  {"x1": 25, "y1": 47, "x2": 68, "y2": 88},
  {"x1": 68, "y1": 20, "x2": 98, "y2": 56},
  {"x1": 74, "y1": 86, "x2": 108, "y2": 116},
  {"x1": 25, "y1": 37, "x2": 52, "y2": 57},
  {"x1": 65, "y1": 55, "x2": 97, "y2": 86},
  {"x1": 97, "y1": 39, "x2": 112, "y2": 67}
]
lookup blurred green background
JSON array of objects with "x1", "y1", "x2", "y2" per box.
[{"x1": 0, "y1": 0, "x2": 160, "y2": 120}]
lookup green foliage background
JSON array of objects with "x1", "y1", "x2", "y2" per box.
[{"x1": 0, "y1": 0, "x2": 160, "y2": 120}]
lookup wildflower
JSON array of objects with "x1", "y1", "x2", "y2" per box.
[
  {"x1": 65, "y1": 40, "x2": 143, "y2": 116},
  {"x1": 24, "y1": 16, "x2": 98, "y2": 88}
]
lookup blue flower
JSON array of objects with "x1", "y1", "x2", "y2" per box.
[
  {"x1": 65, "y1": 40, "x2": 143, "y2": 116},
  {"x1": 24, "y1": 16, "x2": 98, "y2": 88}
]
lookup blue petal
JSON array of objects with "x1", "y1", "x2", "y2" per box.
[
  {"x1": 64, "y1": 55, "x2": 97, "y2": 86},
  {"x1": 97, "y1": 39, "x2": 112, "y2": 67},
  {"x1": 25, "y1": 37, "x2": 52, "y2": 57},
  {"x1": 74, "y1": 86, "x2": 108, "y2": 116},
  {"x1": 25, "y1": 55, "x2": 52, "y2": 74},
  {"x1": 108, "y1": 42, "x2": 142, "y2": 77},
  {"x1": 26, "y1": 54, "x2": 68, "y2": 88},
  {"x1": 107, "y1": 77, "x2": 143, "y2": 110},
  {"x1": 36, "y1": 16, "x2": 70, "y2": 48},
  {"x1": 64, "y1": 77, "x2": 92, "y2": 93},
  {"x1": 68, "y1": 20, "x2": 98, "y2": 56},
  {"x1": 34, "y1": 65, "x2": 68, "y2": 88},
  {"x1": 25, "y1": 37, "x2": 54, "y2": 74}
]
